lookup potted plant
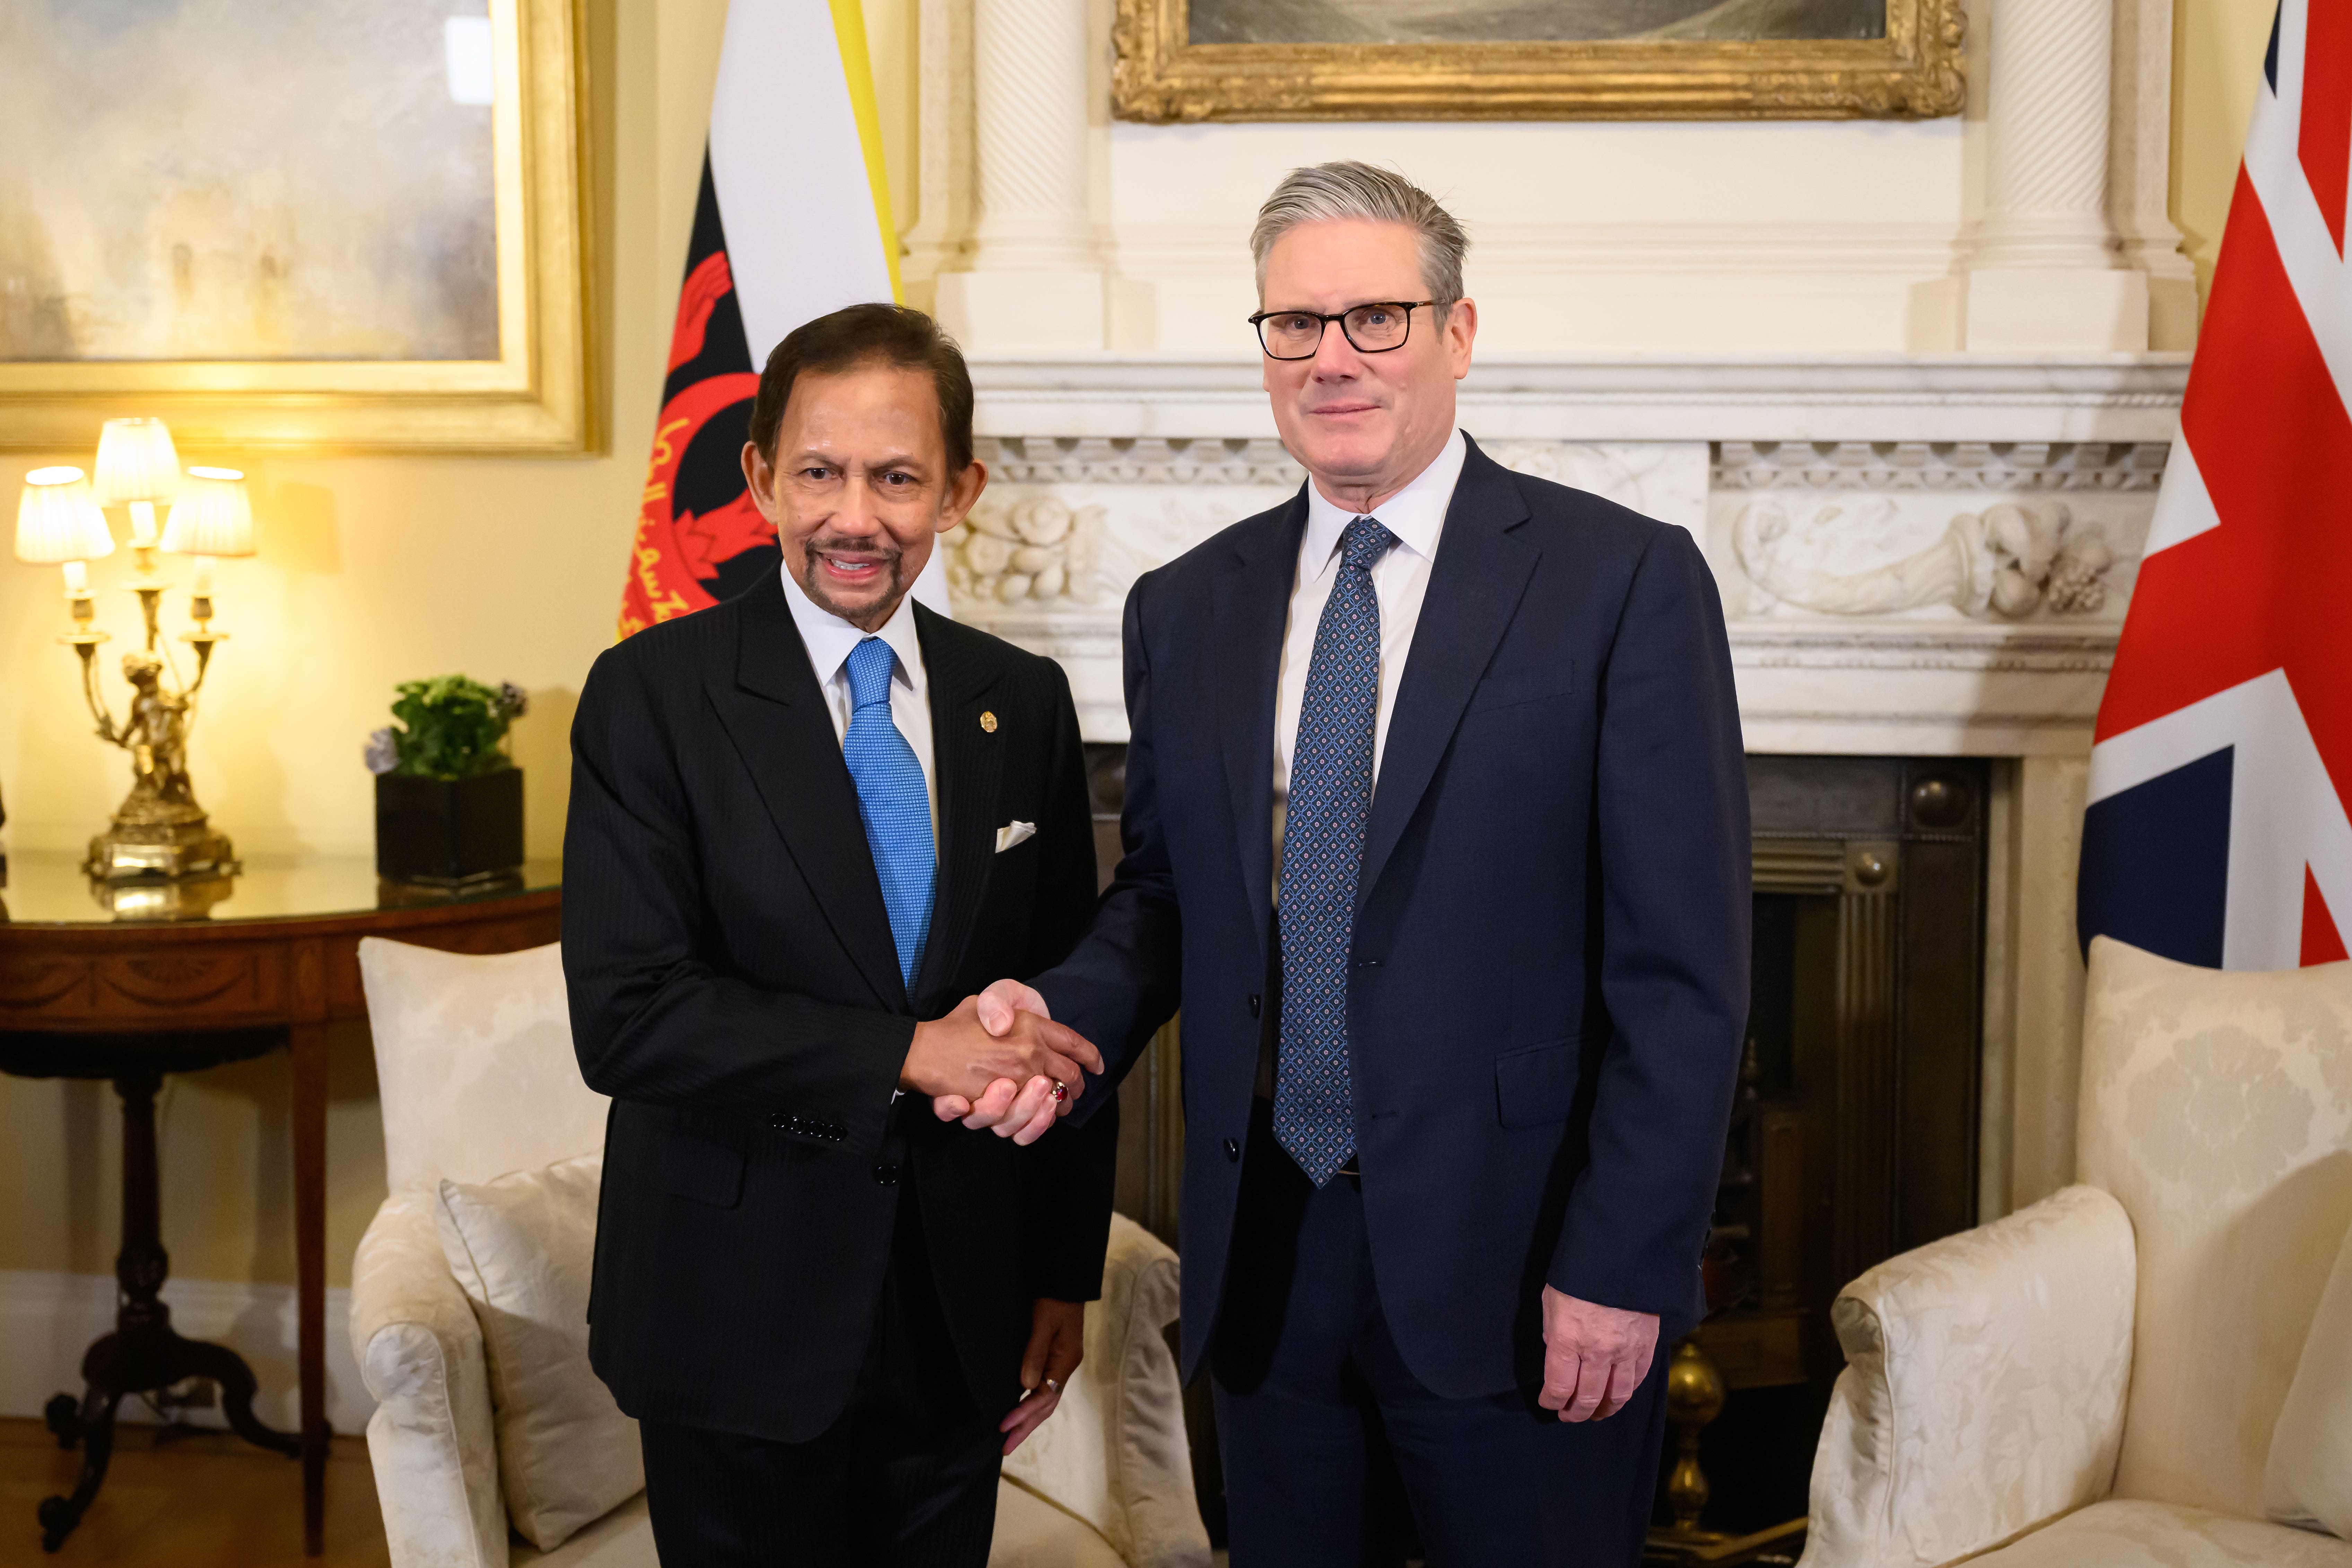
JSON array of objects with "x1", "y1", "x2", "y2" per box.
[{"x1": 366, "y1": 677, "x2": 529, "y2": 887}]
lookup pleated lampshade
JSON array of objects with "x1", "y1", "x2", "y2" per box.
[
  {"x1": 161, "y1": 468, "x2": 258, "y2": 557},
  {"x1": 15, "y1": 467, "x2": 116, "y2": 564},
  {"x1": 92, "y1": 417, "x2": 182, "y2": 505}
]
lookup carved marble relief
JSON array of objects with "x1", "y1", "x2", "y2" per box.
[
  {"x1": 1734, "y1": 499, "x2": 2116, "y2": 619},
  {"x1": 1709, "y1": 441, "x2": 2161, "y2": 624}
]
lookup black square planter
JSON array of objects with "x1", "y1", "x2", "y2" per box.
[{"x1": 375, "y1": 769, "x2": 524, "y2": 887}]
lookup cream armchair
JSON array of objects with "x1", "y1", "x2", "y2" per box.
[
  {"x1": 1802, "y1": 937, "x2": 2352, "y2": 1568},
  {"x1": 350, "y1": 938, "x2": 1209, "y2": 1568}
]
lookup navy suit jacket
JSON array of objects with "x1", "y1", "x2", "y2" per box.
[{"x1": 1036, "y1": 435, "x2": 1750, "y2": 1398}]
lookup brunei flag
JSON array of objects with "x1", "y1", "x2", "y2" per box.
[{"x1": 618, "y1": 0, "x2": 946, "y2": 635}]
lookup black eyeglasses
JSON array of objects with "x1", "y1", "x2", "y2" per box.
[{"x1": 1248, "y1": 301, "x2": 1441, "y2": 360}]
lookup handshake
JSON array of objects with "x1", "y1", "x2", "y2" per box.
[{"x1": 897, "y1": 979, "x2": 1101, "y2": 1145}]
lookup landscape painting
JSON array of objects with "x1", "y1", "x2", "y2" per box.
[
  {"x1": 0, "y1": 0, "x2": 589, "y2": 452},
  {"x1": 1114, "y1": 0, "x2": 1961, "y2": 122},
  {"x1": 1187, "y1": 0, "x2": 1886, "y2": 45},
  {"x1": 0, "y1": 0, "x2": 499, "y2": 364}
]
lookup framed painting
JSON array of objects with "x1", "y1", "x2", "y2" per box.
[
  {"x1": 1113, "y1": 0, "x2": 1966, "y2": 121},
  {"x1": 0, "y1": 0, "x2": 591, "y2": 453}
]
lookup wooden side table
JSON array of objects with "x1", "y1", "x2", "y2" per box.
[{"x1": 0, "y1": 852, "x2": 562, "y2": 1556}]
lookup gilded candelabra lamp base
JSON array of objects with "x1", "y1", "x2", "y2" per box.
[
  {"x1": 69, "y1": 614, "x2": 243, "y2": 892},
  {"x1": 87, "y1": 809, "x2": 239, "y2": 883}
]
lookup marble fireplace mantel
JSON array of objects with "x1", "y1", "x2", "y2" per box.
[{"x1": 953, "y1": 352, "x2": 2192, "y2": 759}]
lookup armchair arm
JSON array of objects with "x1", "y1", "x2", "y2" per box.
[
  {"x1": 1001, "y1": 1214, "x2": 1211, "y2": 1568},
  {"x1": 1799, "y1": 1185, "x2": 2136, "y2": 1568},
  {"x1": 350, "y1": 1184, "x2": 509, "y2": 1568}
]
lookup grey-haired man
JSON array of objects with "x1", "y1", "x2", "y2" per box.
[{"x1": 949, "y1": 163, "x2": 1751, "y2": 1565}]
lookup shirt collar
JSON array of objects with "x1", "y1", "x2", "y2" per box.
[
  {"x1": 779, "y1": 560, "x2": 926, "y2": 695},
  {"x1": 1300, "y1": 427, "x2": 1467, "y2": 576}
]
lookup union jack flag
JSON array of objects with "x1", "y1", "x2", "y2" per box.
[{"x1": 2079, "y1": 0, "x2": 2352, "y2": 969}]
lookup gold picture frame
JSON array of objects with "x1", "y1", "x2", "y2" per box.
[
  {"x1": 0, "y1": 0, "x2": 593, "y2": 454},
  {"x1": 1113, "y1": 0, "x2": 1966, "y2": 123}
]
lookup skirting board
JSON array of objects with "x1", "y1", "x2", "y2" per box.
[{"x1": 0, "y1": 1271, "x2": 375, "y2": 1437}]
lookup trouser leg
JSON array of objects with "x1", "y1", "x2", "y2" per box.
[
  {"x1": 1212, "y1": 1107, "x2": 1399, "y2": 1568},
  {"x1": 641, "y1": 1415, "x2": 853, "y2": 1566},
  {"x1": 1356, "y1": 1286, "x2": 1671, "y2": 1568},
  {"x1": 852, "y1": 1180, "x2": 1002, "y2": 1568},
  {"x1": 640, "y1": 1185, "x2": 1000, "y2": 1568}
]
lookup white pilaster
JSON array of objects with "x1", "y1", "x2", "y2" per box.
[
  {"x1": 933, "y1": 0, "x2": 1106, "y2": 351},
  {"x1": 2108, "y1": 0, "x2": 2200, "y2": 349},
  {"x1": 1911, "y1": 0, "x2": 2151, "y2": 351},
  {"x1": 901, "y1": 0, "x2": 975, "y2": 311}
]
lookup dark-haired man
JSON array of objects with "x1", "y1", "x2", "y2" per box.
[{"x1": 564, "y1": 302, "x2": 1118, "y2": 1565}]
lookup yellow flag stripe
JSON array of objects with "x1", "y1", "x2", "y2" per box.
[{"x1": 827, "y1": 0, "x2": 903, "y2": 306}]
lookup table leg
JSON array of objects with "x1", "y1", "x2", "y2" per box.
[{"x1": 290, "y1": 1021, "x2": 328, "y2": 1557}]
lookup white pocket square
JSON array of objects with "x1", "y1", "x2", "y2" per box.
[{"x1": 995, "y1": 821, "x2": 1037, "y2": 853}]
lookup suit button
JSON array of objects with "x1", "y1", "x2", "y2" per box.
[
  {"x1": 1223, "y1": 1138, "x2": 1241, "y2": 1162},
  {"x1": 873, "y1": 1164, "x2": 901, "y2": 1186},
  {"x1": 1247, "y1": 994, "x2": 1261, "y2": 1018}
]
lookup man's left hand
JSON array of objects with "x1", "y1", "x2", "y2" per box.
[
  {"x1": 1537, "y1": 1286, "x2": 1659, "y2": 1422},
  {"x1": 1000, "y1": 1297, "x2": 1085, "y2": 1455}
]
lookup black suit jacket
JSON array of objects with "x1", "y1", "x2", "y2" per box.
[
  {"x1": 1037, "y1": 436, "x2": 1750, "y2": 1397},
  {"x1": 563, "y1": 573, "x2": 1117, "y2": 1444}
]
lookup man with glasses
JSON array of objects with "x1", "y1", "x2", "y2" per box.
[{"x1": 945, "y1": 162, "x2": 1750, "y2": 1566}]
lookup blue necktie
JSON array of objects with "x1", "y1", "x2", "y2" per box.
[
  {"x1": 842, "y1": 638, "x2": 935, "y2": 990},
  {"x1": 1274, "y1": 515, "x2": 1397, "y2": 1187}
]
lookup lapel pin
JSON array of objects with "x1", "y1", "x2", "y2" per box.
[{"x1": 979, "y1": 711, "x2": 998, "y2": 733}]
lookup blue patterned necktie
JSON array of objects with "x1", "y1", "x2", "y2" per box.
[
  {"x1": 1274, "y1": 515, "x2": 1398, "y2": 1187},
  {"x1": 842, "y1": 637, "x2": 935, "y2": 990}
]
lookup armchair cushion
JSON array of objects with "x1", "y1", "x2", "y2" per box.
[
  {"x1": 352, "y1": 1184, "x2": 511, "y2": 1568},
  {"x1": 436, "y1": 1153, "x2": 642, "y2": 1552},
  {"x1": 2077, "y1": 939, "x2": 2352, "y2": 1517},
  {"x1": 1799, "y1": 1184, "x2": 2135, "y2": 1568},
  {"x1": 1000, "y1": 1214, "x2": 1210, "y2": 1568},
  {"x1": 1966, "y1": 1499, "x2": 2352, "y2": 1568},
  {"x1": 2268, "y1": 1213, "x2": 2352, "y2": 1540},
  {"x1": 359, "y1": 938, "x2": 609, "y2": 1192}
]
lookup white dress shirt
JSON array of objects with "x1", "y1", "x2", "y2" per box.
[
  {"x1": 1271, "y1": 427, "x2": 1468, "y2": 881},
  {"x1": 780, "y1": 564, "x2": 939, "y2": 850}
]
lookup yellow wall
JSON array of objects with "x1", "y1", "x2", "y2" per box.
[
  {"x1": 2173, "y1": 0, "x2": 2281, "y2": 303},
  {"x1": 0, "y1": 0, "x2": 916, "y2": 1291}
]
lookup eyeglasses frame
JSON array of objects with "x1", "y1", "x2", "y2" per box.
[{"x1": 1247, "y1": 300, "x2": 1444, "y2": 360}]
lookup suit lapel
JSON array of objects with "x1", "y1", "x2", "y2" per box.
[
  {"x1": 910, "y1": 607, "x2": 1005, "y2": 1011},
  {"x1": 1218, "y1": 494, "x2": 1309, "y2": 962},
  {"x1": 1359, "y1": 440, "x2": 1538, "y2": 908},
  {"x1": 708, "y1": 576, "x2": 909, "y2": 1012}
]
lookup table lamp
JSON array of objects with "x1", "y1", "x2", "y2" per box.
[{"x1": 14, "y1": 424, "x2": 244, "y2": 894}]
